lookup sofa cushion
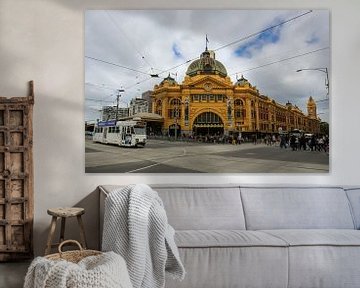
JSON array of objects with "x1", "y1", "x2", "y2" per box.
[
  {"x1": 165, "y1": 246, "x2": 288, "y2": 288},
  {"x1": 345, "y1": 188, "x2": 360, "y2": 229},
  {"x1": 154, "y1": 186, "x2": 246, "y2": 230},
  {"x1": 175, "y1": 230, "x2": 287, "y2": 248},
  {"x1": 261, "y1": 230, "x2": 360, "y2": 288},
  {"x1": 100, "y1": 185, "x2": 246, "y2": 230},
  {"x1": 287, "y1": 246, "x2": 360, "y2": 288},
  {"x1": 262, "y1": 229, "x2": 360, "y2": 246},
  {"x1": 241, "y1": 187, "x2": 355, "y2": 230}
]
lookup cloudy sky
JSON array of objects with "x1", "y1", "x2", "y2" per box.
[{"x1": 85, "y1": 10, "x2": 329, "y2": 122}]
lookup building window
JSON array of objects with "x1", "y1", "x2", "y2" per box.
[
  {"x1": 234, "y1": 99, "x2": 244, "y2": 106},
  {"x1": 192, "y1": 95, "x2": 199, "y2": 102},
  {"x1": 194, "y1": 112, "x2": 222, "y2": 124},
  {"x1": 155, "y1": 100, "x2": 162, "y2": 116},
  {"x1": 169, "y1": 98, "x2": 181, "y2": 119}
]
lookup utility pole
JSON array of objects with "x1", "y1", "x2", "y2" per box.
[
  {"x1": 296, "y1": 68, "x2": 329, "y2": 97},
  {"x1": 115, "y1": 89, "x2": 125, "y2": 120}
]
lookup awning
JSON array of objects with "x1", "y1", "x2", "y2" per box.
[{"x1": 120, "y1": 112, "x2": 164, "y2": 122}]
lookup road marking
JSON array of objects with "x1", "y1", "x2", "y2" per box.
[{"x1": 126, "y1": 148, "x2": 187, "y2": 173}]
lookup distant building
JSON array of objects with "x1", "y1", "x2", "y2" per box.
[
  {"x1": 101, "y1": 106, "x2": 129, "y2": 121},
  {"x1": 129, "y1": 98, "x2": 149, "y2": 116},
  {"x1": 141, "y1": 90, "x2": 153, "y2": 113}
]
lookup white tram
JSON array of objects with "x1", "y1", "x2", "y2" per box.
[{"x1": 93, "y1": 120, "x2": 146, "y2": 147}]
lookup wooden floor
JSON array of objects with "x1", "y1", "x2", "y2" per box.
[{"x1": 0, "y1": 261, "x2": 30, "y2": 288}]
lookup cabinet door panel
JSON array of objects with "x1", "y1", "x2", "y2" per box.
[{"x1": 0, "y1": 88, "x2": 33, "y2": 261}]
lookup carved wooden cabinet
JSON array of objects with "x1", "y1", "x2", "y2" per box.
[{"x1": 0, "y1": 81, "x2": 34, "y2": 261}]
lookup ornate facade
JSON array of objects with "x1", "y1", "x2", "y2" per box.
[{"x1": 151, "y1": 48, "x2": 320, "y2": 137}]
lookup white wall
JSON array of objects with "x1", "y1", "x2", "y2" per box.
[{"x1": 0, "y1": 0, "x2": 359, "y2": 256}]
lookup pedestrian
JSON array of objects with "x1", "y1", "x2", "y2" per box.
[
  {"x1": 272, "y1": 134, "x2": 276, "y2": 146},
  {"x1": 290, "y1": 135, "x2": 296, "y2": 151},
  {"x1": 237, "y1": 133, "x2": 242, "y2": 145},
  {"x1": 310, "y1": 135, "x2": 316, "y2": 151},
  {"x1": 300, "y1": 134, "x2": 306, "y2": 151},
  {"x1": 280, "y1": 135, "x2": 286, "y2": 149}
]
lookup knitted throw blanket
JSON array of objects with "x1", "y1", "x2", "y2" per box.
[
  {"x1": 24, "y1": 251, "x2": 133, "y2": 288},
  {"x1": 102, "y1": 184, "x2": 185, "y2": 288}
]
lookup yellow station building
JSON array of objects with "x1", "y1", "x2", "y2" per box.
[{"x1": 151, "y1": 48, "x2": 320, "y2": 137}]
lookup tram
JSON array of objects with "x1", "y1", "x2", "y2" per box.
[{"x1": 93, "y1": 120, "x2": 146, "y2": 147}]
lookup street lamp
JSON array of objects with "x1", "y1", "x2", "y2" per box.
[{"x1": 296, "y1": 68, "x2": 329, "y2": 97}]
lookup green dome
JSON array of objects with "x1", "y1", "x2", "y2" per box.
[
  {"x1": 186, "y1": 50, "x2": 227, "y2": 77},
  {"x1": 160, "y1": 74, "x2": 177, "y2": 85},
  {"x1": 235, "y1": 75, "x2": 250, "y2": 87}
]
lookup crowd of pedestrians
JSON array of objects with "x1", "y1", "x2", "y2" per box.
[
  {"x1": 149, "y1": 131, "x2": 329, "y2": 153},
  {"x1": 279, "y1": 134, "x2": 329, "y2": 153}
]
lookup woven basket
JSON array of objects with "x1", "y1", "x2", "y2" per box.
[{"x1": 45, "y1": 240, "x2": 102, "y2": 263}]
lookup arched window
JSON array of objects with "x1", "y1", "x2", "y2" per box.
[
  {"x1": 234, "y1": 99, "x2": 246, "y2": 119},
  {"x1": 234, "y1": 99, "x2": 244, "y2": 106},
  {"x1": 168, "y1": 98, "x2": 181, "y2": 119},
  {"x1": 193, "y1": 112, "x2": 223, "y2": 124},
  {"x1": 155, "y1": 100, "x2": 162, "y2": 116}
]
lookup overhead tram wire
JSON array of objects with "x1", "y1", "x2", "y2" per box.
[
  {"x1": 85, "y1": 98, "x2": 114, "y2": 103},
  {"x1": 87, "y1": 10, "x2": 314, "y2": 92},
  {"x1": 85, "y1": 82, "x2": 123, "y2": 91},
  {"x1": 105, "y1": 10, "x2": 156, "y2": 71},
  {"x1": 230, "y1": 47, "x2": 330, "y2": 76},
  {"x1": 155, "y1": 10, "x2": 313, "y2": 77},
  {"x1": 85, "y1": 82, "x2": 127, "y2": 107},
  {"x1": 85, "y1": 56, "x2": 151, "y2": 76},
  {"x1": 124, "y1": 46, "x2": 327, "y2": 91},
  {"x1": 213, "y1": 10, "x2": 312, "y2": 52}
]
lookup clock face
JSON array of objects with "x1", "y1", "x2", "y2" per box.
[{"x1": 203, "y1": 82, "x2": 212, "y2": 91}]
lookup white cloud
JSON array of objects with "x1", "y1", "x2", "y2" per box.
[{"x1": 85, "y1": 10, "x2": 330, "y2": 122}]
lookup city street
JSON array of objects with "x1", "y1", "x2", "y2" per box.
[{"x1": 85, "y1": 139, "x2": 329, "y2": 173}]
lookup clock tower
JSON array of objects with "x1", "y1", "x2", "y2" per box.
[{"x1": 307, "y1": 96, "x2": 317, "y2": 119}]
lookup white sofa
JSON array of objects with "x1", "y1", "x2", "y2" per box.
[{"x1": 99, "y1": 185, "x2": 360, "y2": 288}]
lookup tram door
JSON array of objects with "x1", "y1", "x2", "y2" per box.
[
  {"x1": 103, "y1": 127, "x2": 108, "y2": 141},
  {"x1": 121, "y1": 126, "x2": 126, "y2": 141}
]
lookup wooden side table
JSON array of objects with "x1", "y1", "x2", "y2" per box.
[{"x1": 45, "y1": 207, "x2": 87, "y2": 255}]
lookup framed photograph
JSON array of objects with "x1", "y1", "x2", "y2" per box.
[{"x1": 85, "y1": 10, "x2": 329, "y2": 173}]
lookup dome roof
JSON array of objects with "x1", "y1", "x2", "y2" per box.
[
  {"x1": 160, "y1": 74, "x2": 177, "y2": 85},
  {"x1": 186, "y1": 49, "x2": 227, "y2": 77},
  {"x1": 235, "y1": 75, "x2": 250, "y2": 87}
]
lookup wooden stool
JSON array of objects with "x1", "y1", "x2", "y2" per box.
[{"x1": 45, "y1": 207, "x2": 87, "y2": 255}]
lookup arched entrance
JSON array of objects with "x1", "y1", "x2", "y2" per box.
[
  {"x1": 168, "y1": 124, "x2": 181, "y2": 137},
  {"x1": 193, "y1": 111, "x2": 224, "y2": 136}
]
